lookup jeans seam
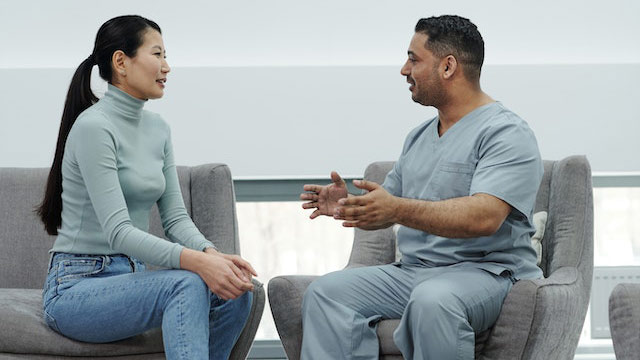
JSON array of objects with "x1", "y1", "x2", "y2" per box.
[{"x1": 178, "y1": 289, "x2": 189, "y2": 359}]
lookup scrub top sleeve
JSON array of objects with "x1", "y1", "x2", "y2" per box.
[
  {"x1": 382, "y1": 160, "x2": 403, "y2": 197},
  {"x1": 469, "y1": 122, "x2": 543, "y2": 218}
]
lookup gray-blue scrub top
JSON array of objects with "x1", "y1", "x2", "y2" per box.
[{"x1": 383, "y1": 102, "x2": 544, "y2": 280}]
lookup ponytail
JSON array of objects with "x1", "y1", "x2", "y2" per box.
[
  {"x1": 37, "y1": 56, "x2": 97, "y2": 235},
  {"x1": 37, "y1": 15, "x2": 161, "y2": 235}
]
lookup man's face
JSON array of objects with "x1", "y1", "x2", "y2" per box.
[{"x1": 400, "y1": 33, "x2": 444, "y2": 107}]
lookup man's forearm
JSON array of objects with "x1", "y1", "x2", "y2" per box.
[{"x1": 392, "y1": 194, "x2": 509, "y2": 238}]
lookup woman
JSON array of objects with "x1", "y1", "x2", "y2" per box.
[{"x1": 37, "y1": 15, "x2": 256, "y2": 359}]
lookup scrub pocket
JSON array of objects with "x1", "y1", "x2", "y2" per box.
[{"x1": 427, "y1": 161, "x2": 475, "y2": 200}]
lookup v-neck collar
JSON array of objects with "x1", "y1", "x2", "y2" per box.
[{"x1": 430, "y1": 102, "x2": 501, "y2": 143}]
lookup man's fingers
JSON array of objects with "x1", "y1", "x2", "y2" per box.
[
  {"x1": 330, "y1": 171, "x2": 345, "y2": 186},
  {"x1": 310, "y1": 209, "x2": 321, "y2": 219},
  {"x1": 302, "y1": 202, "x2": 317, "y2": 209},
  {"x1": 339, "y1": 196, "x2": 367, "y2": 206},
  {"x1": 353, "y1": 179, "x2": 378, "y2": 191},
  {"x1": 341, "y1": 220, "x2": 359, "y2": 228},
  {"x1": 303, "y1": 184, "x2": 323, "y2": 193},
  {"x1": 340, "y1": 205, "x2": 366, "y2": 218},
  {"x1": 300, "y1": 193, "x2": 318, "y2": 201}
]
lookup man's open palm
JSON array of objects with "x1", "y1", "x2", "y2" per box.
[{"x1": 301, "y1": 171, "x2": 349, "y2": 219}]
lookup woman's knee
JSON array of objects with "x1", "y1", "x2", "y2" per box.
[
  {"x1": 167, "y1": 270, "x2": 209, "y2": 300},
  {"x1": 232, "y1": 290, "x2": 253, "y2": 317}
]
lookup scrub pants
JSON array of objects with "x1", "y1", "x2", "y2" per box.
[
  {"x1": 43, "y1": 252, "x2": 252, "y2": 360},
  {"x1": 301, "y1": 262, "x2": 513, "y2": 360}
]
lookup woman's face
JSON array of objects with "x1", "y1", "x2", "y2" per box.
[{"x1": 118, "y1": 29, "x2": 170, "y2": 100}]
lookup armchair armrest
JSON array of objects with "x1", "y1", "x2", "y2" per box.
[
  {"x1": 268, "y1": 275, "x2": 319, "y2": 360},
  {"x1": 609, "y1": 283, "x2": 640, "y2": 360},
  {"x1": 230, "y1": 278, "x2": 265, "y2": 360},
  {"x1": 481, "y1": 267, "x2": 588, "y2": 360}
]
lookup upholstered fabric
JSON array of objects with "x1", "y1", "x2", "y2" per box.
[
  {"x1": 609, "y1": 283, "x2": 640, "y2": 360},
  {"x1": 0, "y1": 167, "x2": 53, "y2": 290},
  {"x1": 0, "y1": 289, "x2": 164, "y2": 357},
  {"x1": 269, "y1": 156, "x2": 593, "y2": 360},
  {"x1": 531, "y1": 211, "x2": 547, "y2": 266},
  {"x1": 0, "y1": 164, "x2": 264, "y2": 359}
]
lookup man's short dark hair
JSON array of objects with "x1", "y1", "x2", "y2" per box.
[{"x1": 415, "y1": 15, "x2": 484, "y2": 82}]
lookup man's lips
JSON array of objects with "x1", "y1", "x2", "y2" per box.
[{"x1": 406, "y1": 77, "x2": 414, "y2": 91}]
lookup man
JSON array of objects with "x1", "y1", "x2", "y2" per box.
[{"x1": 299, "y1": 15, "x2": 543, "y2": 359}]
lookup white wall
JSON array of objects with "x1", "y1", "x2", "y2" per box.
[{"x1": 1, "y1": 0, "x2": 639, "y2": 176}]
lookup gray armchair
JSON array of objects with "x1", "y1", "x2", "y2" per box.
[
  {"x1": 0, "y1": 164, "x2": 264, "y2": 359},
  {"x1": 609, "y1": 283, "x2": 640, "y2": 360},
  {"x1": 269, "y1": 156, "x2": 593, "y2": 359}
]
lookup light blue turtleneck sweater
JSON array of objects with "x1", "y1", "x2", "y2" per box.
[{"x1": 51, "y1": 84, "x2": 215, "y2": 268}]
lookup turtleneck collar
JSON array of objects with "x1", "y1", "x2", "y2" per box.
[{"x1": 102, "y1": 84, "x2": 147, "y2": 121}]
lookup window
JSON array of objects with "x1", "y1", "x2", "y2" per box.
[
  {"x1": 578, "y1": 186, "x2": 640, "y2": 353},
  {"x1": 237, "y1": 201, "x2": 354, "y2": 340},
  {"x1": 594, "y1": 187, "x2": 640, "y2": 266}
]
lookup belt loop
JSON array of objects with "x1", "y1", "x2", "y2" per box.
[{"x1": 47, "y1": 252, "x2": 56, "y2": 272}]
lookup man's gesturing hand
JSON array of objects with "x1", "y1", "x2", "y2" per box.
[
  {"x1": 334, "y1": 179, "x2": 397, "y2": 230},
  {"x1": 301, "y1": 171, "x2": 349, "y2": 219}
]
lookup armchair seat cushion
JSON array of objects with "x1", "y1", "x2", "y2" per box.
[
  {"x1": 0, "y1": 289, "x2": 163, "y2": 357},
  {"x1": 376, "y1": 320, "x2": 401, "y2": 355}
]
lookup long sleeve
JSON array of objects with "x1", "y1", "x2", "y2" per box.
[{"x1": 157, "y1": 127, "x2": 216, "y2": 251}]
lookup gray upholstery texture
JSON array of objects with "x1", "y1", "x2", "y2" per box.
[
  {"x1": 268, "y1": 156, "x2": 593, "y2": 360},
  {"x1": 609, "y1": 283, "x2": 640, "y2": 360},
  {"x1": 0, "y1": 164, "x2": 264, "y2": 359}
]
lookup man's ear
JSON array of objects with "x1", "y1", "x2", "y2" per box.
[
  {"x1": 112, "y1": 50, "x2": 127, "y2": 77},
  {"x1": 442, "y1": 55, "x2": 458, "y2": 79}
]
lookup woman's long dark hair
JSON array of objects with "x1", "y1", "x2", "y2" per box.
[{"x1": 37, "y1": 15, "x2": 161, "y2": 235}]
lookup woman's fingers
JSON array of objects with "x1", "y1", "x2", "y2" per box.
[{"x1": 229, "y1": 255, "x2": 258, "y2": 276}]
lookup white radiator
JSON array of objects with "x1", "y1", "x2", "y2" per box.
[{"x1": 590, "y1": 266, "x2": 640, "y2": 338}]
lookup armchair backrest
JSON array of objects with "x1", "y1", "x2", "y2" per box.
[
  {"x1": 0, "y1": 163, "x2": 239, "y2": 289},
  {"x1": 347, "y1": 156, "x2": 593, "y2": 284}
]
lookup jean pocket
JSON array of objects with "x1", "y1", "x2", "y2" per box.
[{"x1": 56, "y1": 256, "x2": 106, "y2": 284}]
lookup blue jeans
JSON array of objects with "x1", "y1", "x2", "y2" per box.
[{"x1": 43, "y1": 252, "x2": 252, "y2": 360}]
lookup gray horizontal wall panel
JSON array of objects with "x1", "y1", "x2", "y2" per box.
[{"x1": 1, "y1": 64, "x2": 639, "y2": 174}]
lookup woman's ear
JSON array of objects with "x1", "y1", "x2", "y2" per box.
[{"x1": 112, "y1": 50, "x2": 127, "y2": 78}]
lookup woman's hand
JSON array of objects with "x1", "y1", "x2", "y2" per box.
[
  {"x1": 181, "y1": 248, "x2": 257, "y2": 300},
  {"x1": 204, "y1": 247, "x2": 257, "y2": 283}
]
